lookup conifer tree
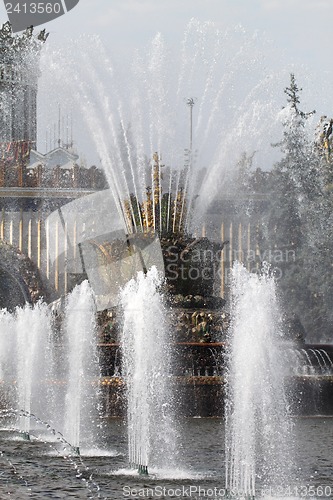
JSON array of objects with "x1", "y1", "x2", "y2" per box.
[{"x1": 263, "y1": 74, "x2": 318, "y2": 337}]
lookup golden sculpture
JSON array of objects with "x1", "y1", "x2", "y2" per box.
[{"x1": 124, "y1": 152, "x2": 188, "y2": 236}]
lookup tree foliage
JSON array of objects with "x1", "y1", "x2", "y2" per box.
[{"x1": 244, "y1": 74, "x2": 333, "y2": 341}]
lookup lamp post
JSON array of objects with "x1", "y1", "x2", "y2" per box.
[{"x1": 186, "y1": 97, "x2": 196, "y2": 152}]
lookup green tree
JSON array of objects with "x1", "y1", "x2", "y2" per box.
[
  {"x1": 243, "y1": 75, "x2": 333, "y2": 341},
  {"x1": 263, "y1": 74, "x2": 320, "y2": 339}
]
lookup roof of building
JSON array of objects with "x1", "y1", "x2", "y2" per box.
[{"x1": 29, "y1": 147, "x2": 79, "y2": 169}]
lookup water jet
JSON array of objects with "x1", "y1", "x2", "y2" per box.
[{"x1": 225, "y1": 262, "x2": 294, "y2": 496}]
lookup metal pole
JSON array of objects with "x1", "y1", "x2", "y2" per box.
[{"x1": 186, "y1": 97, "x2": 195, "y2": 151}]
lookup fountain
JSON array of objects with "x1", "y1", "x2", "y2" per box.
[
  {"x1": 0, "y1": 282, "x2": 101, "y2": 452},
  {"x1": 15, "y1": 301, "x2": 53, "y2": 440},
  {"x1": 225, "y1": 262, "x2": 294, "y2": 496},
  {"x1": 0, "y1": 17, "x2": 333, "y2": 498},
  {"x1": 120, "y1": 266, "x2": 178, "y2": 475},
  {"x1": 0, "y1": 302, "x2": 53, "y2": 438},
  {"x1": 62, "y1": 280, "x2": 101, "y2": 456},
  {"x1": 37, "y1": 19, "x2": 292, "y2": 237}
]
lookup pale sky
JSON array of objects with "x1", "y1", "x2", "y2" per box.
[
  {"x1": 1, "y1": 0, "x2": 333, "y2": 170},
  {"x1": 0, "y1": 0, "x2": 329, "y2": 71}
]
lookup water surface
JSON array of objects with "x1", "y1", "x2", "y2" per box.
[{"x1": 0, "y1": 417, "x2": 332, "y2": 499}]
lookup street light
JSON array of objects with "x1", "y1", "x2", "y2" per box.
[{"x1": 186, "y1": 97, "x2": 196, "y2": 151}]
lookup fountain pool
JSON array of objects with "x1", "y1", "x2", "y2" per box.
[{"x1": 0, "y1": 417, "x2": 332, "y2": 498}]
